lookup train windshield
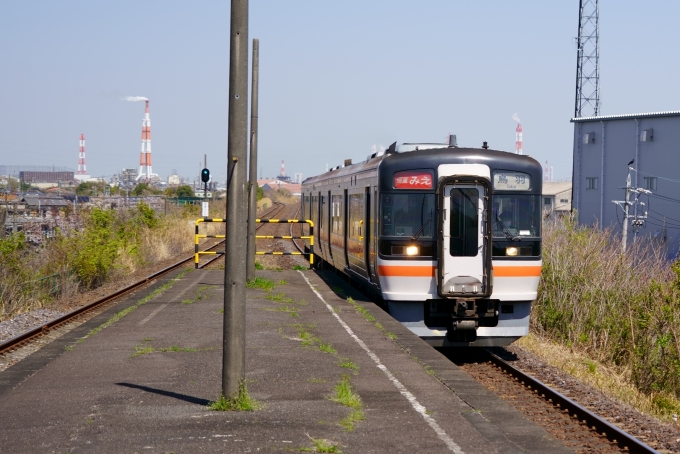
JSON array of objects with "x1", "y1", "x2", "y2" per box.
[
  {"x1": 492, "y1": 195, "x2": 540, "y2": 238},
  {"x1": 381, "y1": 193, "x2": 435, "y2": 238}
]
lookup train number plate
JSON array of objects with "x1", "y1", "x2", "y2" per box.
[{"x1": 493, "y1": 171, "x2": 531, "y2": 190}]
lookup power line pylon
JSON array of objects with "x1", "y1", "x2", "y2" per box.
[{"x1": 574, "y1": 0, "x2": 600, "y2": 117}]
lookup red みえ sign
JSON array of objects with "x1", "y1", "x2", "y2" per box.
[{"x1": 394, "y1": 171, "x2": 433, "y2": 189}]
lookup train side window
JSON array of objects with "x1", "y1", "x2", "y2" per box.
[
  {"x1": 349, "y1": 193, "x2": 363, "y2": 241},
  {"x1": 332, "y1": 195, "x2": 343, "y2": 234}
]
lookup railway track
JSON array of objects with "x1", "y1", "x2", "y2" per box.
[
  {"x1": 203, "y1": 201, "x2": 308, "y2": 270},
  {"x1": 444, "y1": 348, "x2": 664, "y2": 453},
  {"x1": 0, "y1": 202, "x2": 286, "y2": 361}
]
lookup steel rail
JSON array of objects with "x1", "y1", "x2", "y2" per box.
[
  {"x1": 0, "y1": 203, "x2": 286, "y2": 355},
  {"x1": 486, "y1": 350, "x2": 659, "y2": 454}
]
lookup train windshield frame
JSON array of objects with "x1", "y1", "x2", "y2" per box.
[{"x1": 380, "y1": 192, "x2": 436, "y2": 238}]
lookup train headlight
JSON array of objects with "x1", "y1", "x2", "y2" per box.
[
  {"x1": 406, "y1": 245, "x2": 419, "y2": 256},
  {"x1": 506, "y1": 247, "x2": 519, "y2": 256}
]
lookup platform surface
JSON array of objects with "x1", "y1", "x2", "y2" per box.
[{"x1": 0, "y1": 268, "x2": 571, "y2": 453}]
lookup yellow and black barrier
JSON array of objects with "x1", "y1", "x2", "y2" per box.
[
  {"x1": 194, "y1": 218, "x2": 315, "y2": 269},
  {"x1": 256, "y1": 219, "x2": 314, "y2": 268},
  {"x1": 194, "y1": 218, "x2": 226, "y2": 268}
]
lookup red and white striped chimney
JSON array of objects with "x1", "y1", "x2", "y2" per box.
[
  {"x1": 515, "y1": 123, "x2": 523, "y2": 155},
  {"x1": 77, "y1": 134, "x2": 87, "y2": 175},
  {"x1": 136, "y1": 100, "x2": 154, "y2": 181}
]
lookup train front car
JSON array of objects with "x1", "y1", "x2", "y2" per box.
[{"x1": 378, "y1": 145, "x2": 542, "y2": 347}]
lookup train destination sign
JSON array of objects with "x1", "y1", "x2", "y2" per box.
[
  {"x1": 493, "y1": 171, "x2": 531, "y2": 190},
  {"x1": 394, "y1": 170, "x2": 433, "y2": 189}
]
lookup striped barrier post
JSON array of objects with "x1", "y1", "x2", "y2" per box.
[
  {"x1": 255, "y1": 219, "x2": 314, "y2": 268},
  {"x1": 194, "y1": 218, "x2": 226, "y2": 269}
]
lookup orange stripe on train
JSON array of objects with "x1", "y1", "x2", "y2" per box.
[
  {"x1": 377, "y1": 265, "x2": 541, "y2": 278},
  {"x1": 378, "y1": 265, "x2": 436, "y2": 277},
  {"x1": 493, "y1": 266, "x2": 542, "y2": 277}
]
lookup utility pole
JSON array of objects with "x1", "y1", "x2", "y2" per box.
[
  {"x1": 223, "y1": 0, "x2": 249, "y2": 399},
  {"x1": 612, "y1": 164, "x2": 650, "y2": 253},
  {"x1": 247, "y1": 38, "x2": 260, "y2": 280}
]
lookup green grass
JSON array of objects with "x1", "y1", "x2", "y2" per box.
[
  {"x1": 131, "y1": 344, "x2": 198, "y2": 358},
  {"x1": 298, "y1": 328, "x2": 320, "y2": 347},
  {"x1": 338, "y1": 358, "x2": 359, "y2": 373},
  {"x1": 331, "y1": 375, "x2": 363, "y2": 409},
  {"x1": 295, "y1": 438, "x2": 341, "y2": 453},
  {"x1": 64, "y1": 345, "x2": 74, "y2": 351},
  {"x1": 246, "y1": 276, "x2": 276, "y2": 292},
  {"x1": 308, "y1": 378, "x2": 327, "y2": 383},
  {"x1": 319, "y1": 343, "x2": 336, "y2": 354},
  {"x1": 346, "y1": 297, "x2": 396, "y2": 339},
  {"x1": 330, "y1": 375, "x2": 364, "y2": 431},
  {"x1": 293, "y1": 264, "x2": 307, "y2": 271},
  {"x1": 278, "y1": 279, "x2": 288, "y2": 285},
  {"x1": 207, "y1": 381, "x2": 261, "y2": 411},
  {"x1": 263, "y1": 306, "x2": 299, "y2": 317},
  {"x1": 339, "y1": 409, "x2": 365, "y2": 432},
  {"x1": 181, "y1": 298, "x2": 193, "y2": 305},
  {"x1": 255, "y1": 262, "x2": 264, "y2": 270}
]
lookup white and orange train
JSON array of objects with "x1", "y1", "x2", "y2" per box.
[{"x1": 301, "y1": 141, "x2": 542, "y2": 346}]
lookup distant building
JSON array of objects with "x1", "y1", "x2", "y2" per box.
[
  {"x1": 20, "y1": 171, "x2": 74, "y2": 184},
  {"x1": 168, "y1": 174, "x2": 181, "y2": 186},
  {"x1": 542, "y1": 182, "x2": 572, "y2": 215},
  {"x1": 572, "y1": 110, "x2": 680, "y2": 255}
]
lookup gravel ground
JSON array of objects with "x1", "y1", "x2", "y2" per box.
[{"x1": 0, "y1": 309, "x2": 65, "y2": 343}]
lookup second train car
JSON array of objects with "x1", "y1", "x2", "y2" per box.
[{"x1": 301, "y1": 141, "x2": 542, "y2": 346}]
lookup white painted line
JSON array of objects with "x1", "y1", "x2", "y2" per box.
[
  {"x1": 138, "y1": 304, "x2": 168, "y2": 326},
  {"x1": 298, "y1": 271, "x2": 464, "y2": 454}
]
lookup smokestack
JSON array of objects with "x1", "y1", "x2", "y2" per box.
[
  {"x1": 77, "y1": 134, "x2": 87, "y2": 175},
  {"x1": 136, "y1": 99, "x2": 158, "y2": 181},
  {"x1": 280, "y1": 160, "x2": 285, "y2": 177},
  {"x1": 513, "y1": 113, "x2": 523, "y2": 155},
  {"x1": 515, "y1": 123, "x2": 523, "y2": 155}
]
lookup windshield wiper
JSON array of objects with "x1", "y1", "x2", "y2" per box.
[
  {"x1": 411, "y1": 218, "x2": 432, "y2": 241},
  {"x1": 495, "y1": 211, "x2": 520, "y2": 241}
]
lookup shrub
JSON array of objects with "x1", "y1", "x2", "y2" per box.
[{"x1": 534, "y1": 214, "x2": 680, "y2": 400}]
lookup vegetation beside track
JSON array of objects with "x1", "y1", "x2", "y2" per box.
[
  {"x1": 532, "y1": 214, "x2": 680, "y2": 419},
  {"x1": 0, "y1": 201, "x2": 224, "y2": 321}
]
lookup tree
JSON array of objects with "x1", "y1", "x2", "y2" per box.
[
  {"x1": 176, "y1": 185, "x2": 194, "y2": 198},
  {"x1": 132, "y1": 183, "x2": 149, "y2": 196}
]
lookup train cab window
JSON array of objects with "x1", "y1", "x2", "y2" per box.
[
  {"x1": 492, "y1": 195, "x2": 540, "y2": 239},
  {"x1": 381, "y1": 193, "x2": 435, "y2": 238},
  {"x1": 449, "y1": 188, "x2": 478, "y2": 257}
]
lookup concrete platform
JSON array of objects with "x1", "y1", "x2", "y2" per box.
[{"x1": 0, "y1": 268, "x2": 572, "y2": 453}]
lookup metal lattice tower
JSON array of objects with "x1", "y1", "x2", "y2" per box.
[{"x1": 574, "y1": 0, "x2": 600, "y2": 117}]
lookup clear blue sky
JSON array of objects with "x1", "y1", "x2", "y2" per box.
[{"x1": 1, "y1": 1, "x2": 679, "y2": 184}]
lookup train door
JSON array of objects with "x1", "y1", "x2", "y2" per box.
[{"x1": 438, "y1": 182, "x2": 491, "y2": 298}]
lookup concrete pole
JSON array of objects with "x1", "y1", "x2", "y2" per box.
[
  {"x1": 223, "y1": 0, "x2": 248, "y2": 398},
  {"x1": 247, "y1": 38, "x2": 259, "y2": 280}
]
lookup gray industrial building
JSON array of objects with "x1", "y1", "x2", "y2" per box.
[{"x1": 571, "y1": 111, "x2": 680, "y2": 255}]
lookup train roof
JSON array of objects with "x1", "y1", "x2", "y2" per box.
[{"x1": 302, "y1": 145, "x2": 542, "y2": 189}]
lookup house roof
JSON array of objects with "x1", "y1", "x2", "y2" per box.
[
  {"x1": 571, "y1": 110, "x2": 680, "y2": 123},
  {"x1": 21, "y1": 196, "x2": 71, "y2": 207},
  {"x1": 542, "y1": 182, "x2": 572, "y2": 196}
]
